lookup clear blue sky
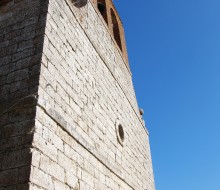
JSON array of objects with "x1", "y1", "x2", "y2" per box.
[{"x1": 114, "y1": 0, "x2": 220, "y2": 189}]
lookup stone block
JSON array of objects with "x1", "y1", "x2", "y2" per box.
[
  {"x1": 0, "y1": 168, "x2": 18, "y2": 186},
  {"x1": 65, "y1": 171, "x2": 78, "y2": 188},
  {"x1": 39, "y1": 154, "x2": 65, "y2": 182},
  {"x1": 16, "y1": 183, "x2": 30, "y2": 190},
  {"x1": 32, "y1": 133, "x2": 58, "y2": 162},
  {"x1": 2, "y1": 148, "x2": 32, "y2": 170},
  {"x1": 0, "y1": 135, "x2": 33, "y2": 153},
  {"x1": 30, "y1": 166, "x2": 54, "y2": 190},
  {"x1": 57, "y1": 150, "x2": 77, "y2": 174},
  {"x1": 18, "y1": 166, "x2": 31, "y2": 183},
  {"x1": 53, "y1": 179, "x2": 70, "y2": 190}
]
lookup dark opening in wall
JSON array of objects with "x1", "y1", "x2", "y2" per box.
[
  {"x1": 118, "y1": 124, "x2": 124, "y2": 142},
  {"x1": 115, "y1": 119, "x2": 125, "y2": 146},
  {"x1": 97, "y1": 0, "x2": 108, "y2": 24},
  {"x1": 111, "y1": 8, "x2": 122, "y2": 51},
  {"x1": 72, "y1": 0, "x2": 88, "y2": 8}
]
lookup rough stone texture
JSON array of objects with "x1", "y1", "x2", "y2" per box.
[
  {"x1": 0, "y1": 0, "x2": 155, "y2": 189},
  {"x1": 0, "y1": 0, "x2": 48, "y2": 189}
]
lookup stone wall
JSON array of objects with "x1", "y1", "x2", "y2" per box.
[
  {"x1": 0, "y1": 0, "x2": 155, "y2": 189},
  {"x1": 92, "y1": 0, "x2": 129, "y2": 65},
  {"x1": 31, "y1": 0, "x2": 155, "y2": 190},
  {"x1": 0, "y1": 0, "x2": 47, "y2": 189}
]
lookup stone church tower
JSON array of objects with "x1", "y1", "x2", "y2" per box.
[{"x1": 0, "y1": 0, "x2": 155, "y2": 189}]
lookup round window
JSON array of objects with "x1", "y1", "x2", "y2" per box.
[
  {"x1": 115, "y1": 119, "x2": 125, "y2": 146},
  {"x1": 118, "y1": 124, "x2": 124, "y2": 142}
]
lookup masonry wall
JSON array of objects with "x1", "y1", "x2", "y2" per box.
[
  {"x1": 0, "y1": 0, "x2": 155, "y2": 189},
  {"x1": 0, "y1": 0, "x2": 47, "y2": 189},
  {"x1": 30, "y1": 0, "x2": 155, "y2": 190}
]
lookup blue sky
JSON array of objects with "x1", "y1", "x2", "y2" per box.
[{"x1": 114, "y1": 0, "x2": 220, "y2": 189}]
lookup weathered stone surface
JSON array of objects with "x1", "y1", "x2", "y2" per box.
[
  {"x1": 0, "y1": 168, "x2": 18, "y2": 186},
  {"x1": 0, "y1": 0, "x2": 155, "y2": 189},
  {"x1": 0, "y1": 0, "x2": 48, "y2": 188}
]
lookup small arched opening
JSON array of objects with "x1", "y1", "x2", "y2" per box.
[
  {"x1": 111, "y1": 8, "x2": 122, "y2": 51},
  {"x1": 115, "y1": 119, "x2": 125, "y2": 146},
  {"x1": 97, "y1": 0, "x2": 108, "y2": 24}
]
